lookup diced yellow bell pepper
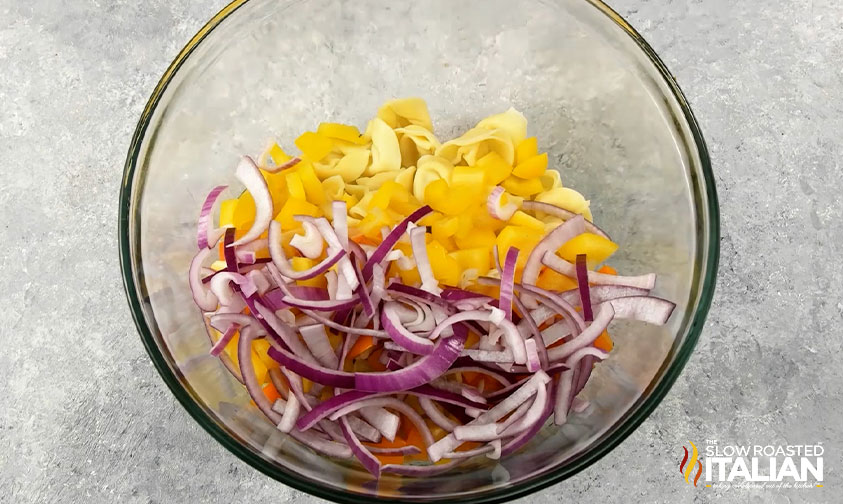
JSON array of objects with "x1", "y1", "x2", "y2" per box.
[
  {"x1": 297, "y1": 162, "x2": 325, "y2": 205},
  {"x1": 455, "y1": 228, "x2": 497, "y2": 251},
  {"x1": 515, "y1": 137, "x2": 538, "y2": 165},
  {"x1": 218, "y1": 198, "x2": 238, "y2": 228},
  {"x1": 477, "y1": 151, "x2": 513, "y2": 186},
  {"x1": 357, "y1": 208, "x2": 395, "y2": 240},
  {"x1": 317, "y1": 122, "x2": 364, "y2": 144},
  {"x1": 496, "y1": 225, "x2": 543, "y2": 269},
  {"x1": 536, "y1": 267, "x2": 578, "y2": 292},
  {"x1": 285, "y1": 171, "x2": 306, "y2": 200},
  {"x1": 230, "y1": 191, "x2": 256, "y2": 238},
  {"x1": 295, "y1": 131, "x2": 334, "y2": 162},
  {"x1": 275, "y1": 197, "x2": 322, "y2": 230},
  {"x1": 269, "y1": 143, "x2": 292, "y2": 165},
  {"x1": 427, "y1": 239, "x2": 460, "y2": 286},
  {"x1": 252, "y1": 338, "x2": 279, "y2": 372},
  {"x1": 502, "y1": 175, "x2": 543, "y2": 197},
  {"x1": 509, "y1": 210, "x2": 545, "y2": 231},
  {"x1": 450, "y1": 247, "x2": 491, "y2": 274},
  {"x1": 556, "y1": 232, "x2": 618, "y2": 268},
  {"x1": 512, "y1": 152, "x2": 548, "y2": 179},
  {"x1": 263, "y1": 167, "x2": 295, "y2": 215},
  {"x1": 451, "y1": 165, "x2": 486, "y2": 188},
  {"x1": 424, "y1": 179, "x2": 473, "y2": 215},
  {"x1": 368, "y1": 180, "x2": 400, "y2": 210},
  {"x1": 431, "y1": 216, "x2": 459, "y2": 243}
]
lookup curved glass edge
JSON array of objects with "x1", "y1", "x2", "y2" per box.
[{"x1": 117, "y1": 0, "x2": 720, "y2": 502}]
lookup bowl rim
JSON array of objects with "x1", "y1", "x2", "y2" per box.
[{"x1": 118, "y1": 1, "x2": 720, "y2": 502}]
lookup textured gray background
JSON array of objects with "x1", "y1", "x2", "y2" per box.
[{"x1": 1, "y1": 0, "x2": 841, "y2": 503}]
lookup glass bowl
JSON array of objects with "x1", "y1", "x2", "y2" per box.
[{"x1": 118, "y1": 0, "x2": 718, "y2": 502}]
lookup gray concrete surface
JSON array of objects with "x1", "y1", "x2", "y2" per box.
[{"x1": 1, "y1": 0, "x2": 841, "y2": 502}]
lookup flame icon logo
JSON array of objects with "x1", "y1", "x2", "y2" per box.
[{"x1": 679, "y1": 441, "x2": 703, "y2": 487}]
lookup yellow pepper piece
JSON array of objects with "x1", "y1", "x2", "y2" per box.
[
  {"x1": 252, "y1": 338, "x2": 279, "y2": 372},
  {"x1": 515, "y1": 137, "x2": 538, "y2": 165},
  {"x1": 535, "y1": 187, "x2": 593, "y2": 221},
  {"x1": 377, "y1": 97, "x2": 434, "y2": 131},
  {"x1": 451, "y1": 164, "x2": 486, "y2": 188},
  {"x1": 368, "y1": 181, "x2": 399, "y2": 210},
  {"x1": 218, "y1": 198, "x2": 238, "y2": 228},
  {"x1": 512, "y1": 152, "x2": 548, "y2": 179},
  {"x1": 509, "y1": 210, "x2": 545, "y2": 231},
  {"x1": 317, "y1": 122, "x2": 364, "y2": 144},
  {"x1": 427, "y1": 239, "x2": 460, "y2": 286},
  {"x1": 291, "y1": 257, "x2": 327, "y2": 288},
  {"x1": 297, "y1": 162, "x2": 325, "y2": 205},
  {"x1": 593, "y1": 330, "x2": 614, "y2": 352},
  {"x1": 556, "y1": 232, "x2": 618, "y2": 267},
  {"x1": 367, "y1": 117, "x2": 401, "y2": 175},
  {"x1": 431, "y1": 216, "x2": 459, "y2": 243},
  {"x1": 285, "y1": 171, "x2": 306, "y2": 200},
  {"x1": 537, "y1": 267, "x2": 578, "y2": 292},
  {"x1": 502, "y1": 175, "x2": 543, "y2": 197},
  {"x1": 450, "y1": 248, "x2": 491, "y2": 275},
  {"x1": 424, "y1": 179, "x2": 473, "y2": 215},
  {"x1": 496, "y1": 225, "x2": 543, "y2": 269},
  {"x1": 476, "y1": 107, "x2": 528, "y2": 146},
  {"x1": 477, "y1": 151, "x2": 513, "y2": 186},
  {"x1": 294, "y1": 131, "x2": 334, "y2": 162},
  {"x1": 231, "y1": 191, "x2": 256, "y2": 237},
  {"x1": 454, "y1": 228, "x2": 497, "y2": 251},
  {"x1": 270, "y1": 144, "x2": 292, "y2": 165},
  {"x1": 357, "y1": 208, "x2": 396, "y2": 241},
  {"x1": 275, "y1": 198, "x2": 321, "y2": 230}
]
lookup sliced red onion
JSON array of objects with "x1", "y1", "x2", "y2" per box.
[
  {"x1": 261, "y1": 156, "x2": 301, "y2": 173},
  {"x1": 354, "y1": 325, "x2": 467, "y2": 393},
  {"x1": 543, "y1": 253, "x2": 656, "y2": 290},
  {"x1": 442, "y1": 367, "x2": 511, "y2": 387},
  {"x1": 575, "y1": 254, "x2": 594, "y2": 322},
  {"x1": 600, "y1": 296, "x2": 675, "y2": 325},
  {"x1": 427, "y1": 371, "x2": 550, "y2": 462},
  {"x1": 289, "y1": 220, "x2": 324, "y2": 259},
  {"x1": 222, "y1": 227, "x2": 238, "y2": 272},
  {"x1": 546, "y1": 303, "x2": 614, "y2": 362},
  {"x1": 332, "y1": 201, "x2": 349, "y2": 249},
  {"x1": 289, "y1": 428, "x2": 352, "y2": 459},
  {"x1": 329, "y1": 397, "x2": 435, "y2": 449},
  {"x1": 457, "y1": 348, "x2": 514, "y2": 363},
  {"x1": 352, "y1": 259, "x2": 375, "y2": 318},
  {"x1": 513, "y1": 295, "x2": 548, "y2": 369},
  {"x1": 453, "y1": 423, "x2": 500, "y2": 442},
  {"x1": 486, "y1": 186, "x2": 518, "y2": 220},
  {"x1": 189, "y1": 247, "x2": 220, "y2": 311},
  {"x1": 500, "y1": 247, "x2": 519, "y2": 321},
  {"x1": 345, "y1": 416, "x2": 382, "y2": 443},
  {"x1": 381, "y1": 301, "x2": 435, "y2": 355},
  {"x1": 279, "y1": 295, "x2": 359, "y2": 312},
  {"x1": 209, "y1": 324, "x2": 238, "y2": 357},
  {"x1": 253, "y1": 300, "x2": 318, "y2": 364},
  {"x1": 409, "y1": 226, "x2": 442, "y2": 295},
  {"x1": 362, "y1": 205, "x2": 432, "y2": 279},
  {"x1": 268, "y1": 222, "x2": 345, "y2": 280},
  {"x1": 196, "y1": 184, "x2": 229, "y2": 249},
  {"x1": 524, "y1": 339, "x2": 540, "y2": 372},
  {"x1": 277, "y1": 393, "x2": 300, "y2": 433},
  {"x1": 300, "y1": 324, "x2": 339, "y2": 369},
  {"x1": 268, "y1": 345, "x2": 355, "y2": 388},
  {"x1": 521, "y1": 200, "x2": 610, "y2": 240},
  {"x1": 340, "y1": 416, "x2": 381, "y2": 477},
  {"x1": 210, "y1": 272, "x2": 257, "y2": 305},
  {"x1": 381, "y1": 459, "x2": 464, "y2": 476},
  {"x1": 498, "y1": 381, "x2": 547, "y2": 436},
  {"x1": 559, "y1": 285, "x2": 650, "y2": 306},
  {"x1": 231, "y1": 157, "x2": 273, "y2": 246},
  {"x1": 238, "y1": 327, "x2": 282, "y2": 424},
  {"x1": 516, "y1": 282, "x2": 586, "y2": 333},
  {"x1": 366, "y1": 445, "x2": 421, "y2": 455},
  {"x1": 419, "y1": 397, "x2": 459, "y2": 431},
  {"x1": 501, "y1": 380, "x2": 555, "y2": 456},
  {"x1": 430, "y1": 310, "x2": 526, "y2": 365},
  {"x1": 246, "y1": 269, "x2": 271, "y2": 295},
  {"x1": 521, "y1": 214, "x2": 586, "y2": 300},
  {"x1": 299, "y1": 309, "x2": 387, "y2": 337},
  {"x1": 359, "y1": 407, "x2": 399, "y2": 442}
]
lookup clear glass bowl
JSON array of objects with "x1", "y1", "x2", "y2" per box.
[{"x1": 118, "y1": 0, "x2": 718, "y2": 502}]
